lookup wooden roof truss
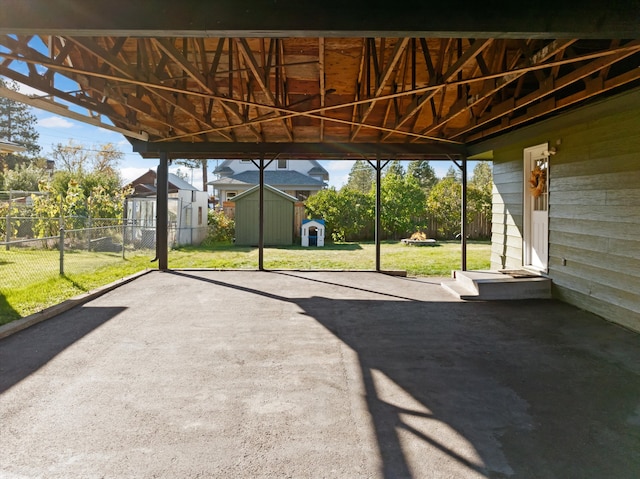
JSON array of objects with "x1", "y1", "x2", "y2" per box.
[{"x1": 1, "y1": 34, "x2": 639, "y2": 156}]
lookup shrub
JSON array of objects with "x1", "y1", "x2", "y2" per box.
[{"x1": 204, "y1": 209, "x2": 235, "y2": 244}]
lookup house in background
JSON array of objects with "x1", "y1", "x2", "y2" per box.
[
  {"x1": 209, "y1": 158, "x2": 328, "y2": 204},
  {"x1": 126, "y1": 169, "x2": 209, "y2": 246},
  {"x1": 467, "y1": 87, "x2": 640, "y2": 333}
]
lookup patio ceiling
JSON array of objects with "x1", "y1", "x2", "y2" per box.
[{"x1": 0, "y1": 1, "x2": 639, "y2": 159}]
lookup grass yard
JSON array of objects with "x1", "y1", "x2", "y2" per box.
[
  {"x1": 1, "y1": 240, "x2": 490, "y2": 326},
  {"x1": 169, "y1": 240, "x2": 491, "y2": 276},
  {"x1": 0, "y1": 248, "x2": 153, "y2": 325}
]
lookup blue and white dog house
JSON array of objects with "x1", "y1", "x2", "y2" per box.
[{"x1": 301, "y1": 219, "x2": 325, "y2": 247}]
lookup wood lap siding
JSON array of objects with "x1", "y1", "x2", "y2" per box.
[
  {"x1": 488, "y1": 88, "x2": 640, "y2": 332},
  {"x1": 549, "y1": 103, "x2": 640, "y2": 331},
  {"x1": 491, "y1": 149, "x2": 524, "y2": 270}
]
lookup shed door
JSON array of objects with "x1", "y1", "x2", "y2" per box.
[{"x1": 523, "y1": 144, "x2": 550, "y2": 272}]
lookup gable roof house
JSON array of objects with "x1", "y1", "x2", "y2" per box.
[
  {"x1": 126, "y1": 170, "x2": 209, "y2": 247},
  {"x1": 209, "y1": 159, "x2": 328, "y2": 203}
]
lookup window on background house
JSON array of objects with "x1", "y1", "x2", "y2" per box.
[
  {"x1": 198, "y1": 207, "x2": 203, "y2": 225},
  {"x1": 295, "y1": 190, "x2": 310, "y2": 201},
  {"x1": 277, "y1": 159, "x2": 287, "y2": 169},
  {"x1": 226, "y1": 192, "x2": 237, "y2": 201}
]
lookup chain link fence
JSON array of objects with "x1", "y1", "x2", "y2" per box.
[{"x1": 1, "y1": 223, "x2": 210, "y2": 289}]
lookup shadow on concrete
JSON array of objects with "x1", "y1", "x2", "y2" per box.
[
  {"x1": 169, "y1": 270, "x2": 640, "y2": 478},
  {"x1": 0, "y1": 306, "x2": 126, "y2": 394}
]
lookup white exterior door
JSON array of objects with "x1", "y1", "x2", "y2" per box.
[{"x1": 523, "y1": 144, "x2": 550, "y2": 272}]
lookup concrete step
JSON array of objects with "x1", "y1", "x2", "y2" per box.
[{"x1": 441, "y1": 270, "x2": 552, "y2": 300}]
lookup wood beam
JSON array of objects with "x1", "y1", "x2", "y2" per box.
[
  {"x1": 381, "y1": 38, "x2": 492, "y2": 140},
  {"x1": 0, "y1": 85, "x2": 149, "y2": 140},
  {"x1": 2, "y1": 1, "x2": 639, "y2": 38},
  {"x1": 419, "y1": 38, "x2": 577, "y2": 138},
  {"x1": 153, "y1": 37, "x2": 261, "y2": 140},
  {"x1": 67, "y1": 36, "x2": 234, "y2": 140},
  {"x1": 350, "y1": 37, "x2": 409, "y2": 140},
  {"x1": 235, "y1": 38, "x2": 293, "y2": 141},
  {"x1": 457, "y1": 39, "x2": 640, "y2": 140},
  {"x1": 131, "y1": 140, "x2": 467, "y2": 159},
  {"x1": 319, "y1": 37, "x2": 325, "y2": 142}
]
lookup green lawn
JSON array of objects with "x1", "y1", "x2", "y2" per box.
[
  {"x1": 1, "y1": 240, "x2": 490, "y2": 325},
  {"x1": 169, "y1": 240, "x2": 490, "y2": 276},
  {"x1": 1, "y1": 249, "x2": 153, "y2": 325}
]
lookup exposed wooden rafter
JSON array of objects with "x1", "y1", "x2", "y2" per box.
[{"x1": 0, "y1": 32, "x2": 638, "y2": 155}]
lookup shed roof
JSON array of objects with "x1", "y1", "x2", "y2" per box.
[
  {"x1": 0, "y1": 141, "x2": 27, "y2": 154},
  {"x1": 209, "y1": 171, "x2": 326, "y2": 188},
  {"x1": 231, "y1": 184, "x2": 299, "y2": 203}
]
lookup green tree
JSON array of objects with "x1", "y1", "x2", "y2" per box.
[
  {"x1": 31, "y1": 142, "x2": 127, "y2": 234},
  {"x1": 345, "y1": 160, "x2": 374, "y2": 193},
  {"x1": 1, "y1": 162, "x2": 48, "y2": 191},
  {"x1": 380, "y1": 171, "x2": 426, "y2": 239},
  {"x1": 0, "y1": 79, "x2": 41, "y2": 171},
  {"x1": 92, "y1": 142, "x2": 124, "y2": 176},
  {"x1": 305, "y1": 187, "x2": 374, "y2": 242},
  {"x1": 427, "y1": 177, "x2": 461, "y2": 239},
  {"x1": 470, "y1": 161, "x2": 492, "y2": 192},
  {"x1": 407, "y1": 160, "x2": 438, "y2": 192},
  {"x1": 468, "y1": 161, "x2": 492, "y2": 238},
  {"x1": 384, "y1": 160, "x2": 404, "y2": 178},
  {"x1": 444, "y1": 165, "x2": 461, "y2": 181}
]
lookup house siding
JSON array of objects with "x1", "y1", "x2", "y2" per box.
[{"x1": 474, "y1": 88, "x2": 640, "y2": 332}]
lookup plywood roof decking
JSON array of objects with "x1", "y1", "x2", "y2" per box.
[{"x1": 0, "y1": 31, "x2": 639, "y2": 158}]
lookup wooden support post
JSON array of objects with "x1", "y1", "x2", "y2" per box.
[
  {"x1": 453, "y1": 157, "x2": 468, "y2": 271},
  {"x1": 375, "y1": 154, "x2": 382, "y2": 272},
  {"x1": 258, "y1": 155, "x2": 265, "y2": 271},
  {"x1": 367, "y1": 155, "x2": 389, "y2": 273},
  {"x1": 157, "y1": 152, "x2": 169, "y2": 271}
]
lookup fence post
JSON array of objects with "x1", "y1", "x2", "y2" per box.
[
  {"x1": 122, "y1": 199, "x2": 127, "y2": 259},
  {"x1": 5, "y1": 190, "x2": 11, "y2": 251},
  {"x1": 87, "y1": 203, "x2": 92, "y2": 251},
  {"x1": 59, "y1": 227, "x2": 65, "y2": 276}
]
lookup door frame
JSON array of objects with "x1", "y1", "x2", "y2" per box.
[{"x1": 523, "y1": 143, "x2": 550, "y2": 273}]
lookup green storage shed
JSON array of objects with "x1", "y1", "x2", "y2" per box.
[{"x1": 231, "y1": 184, "x2": 297, "y2": 246}]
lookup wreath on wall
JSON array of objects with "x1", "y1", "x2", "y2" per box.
[{"x1": 529, "y1": 165, "x2": 547, "y2": 198}]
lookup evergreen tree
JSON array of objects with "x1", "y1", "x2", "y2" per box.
[
  {"x1": 444, "y1": 165, "x2": 461, "y2": 180},
  {"x1": 384, "y1": 160, "x2": 404, "y2": 178},
  {"x1": 407, "y1": 160, "x2": 438, "y2": 191},
  {"x1": 345, "y1": 160, "x2": 374, "y2": 193},
  {"x1": 470, "y1": 161, "x2": 492, "y2": 192},
  {"x1": 0, "y1": 79, "x2": 41, "y2": 171},
  {"x1": 469, "y1": 161, "x2": 493, "y2": 232}
]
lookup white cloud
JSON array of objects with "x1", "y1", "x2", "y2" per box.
[
  {"x1": 121, "y1": 167, "x2": 153, "y2": 185},
  {"x1": 321, "y1": 160, "x2": 355, "y2": 189},
  {"x1": 38, "y1": 116, "x2": 75, "y2": 128},
  {"x1": 15, "y1": 83, "x2": 48, "y2": 98}
]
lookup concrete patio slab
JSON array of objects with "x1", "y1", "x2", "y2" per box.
[{"x1": 1, "y1": 270, "x2": 639, "y2": 478}]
